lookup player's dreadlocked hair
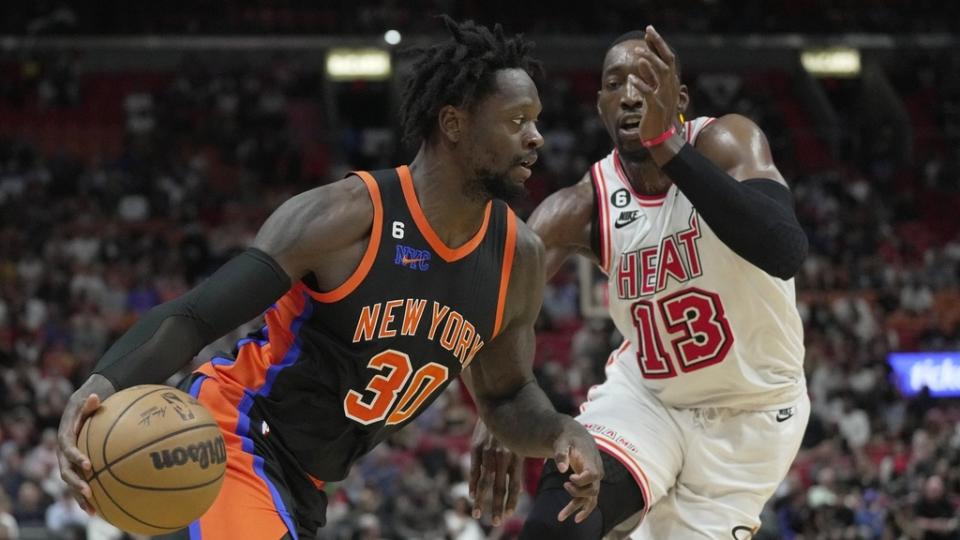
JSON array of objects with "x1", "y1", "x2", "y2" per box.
[{"x1": 399, "y1": 15, "x2": 541, "y2": 148}]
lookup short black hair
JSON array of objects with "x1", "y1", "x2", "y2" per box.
[
  {"x1": 606, "y1": 30, "x2": 682, "y2": 79},
  {"x1": 398, "y1": 15, "x2": 541, "y2": 148},
  {"x1": 610, "y1": 30, "x2": 648, "y2": 50}
]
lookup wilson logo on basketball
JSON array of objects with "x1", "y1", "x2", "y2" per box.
[{"x1": 149, "y1": 437, "x2": 227, "y2": 470}]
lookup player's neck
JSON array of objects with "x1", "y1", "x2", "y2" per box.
[
  {"x1": 407, "y1": 149, "x2": 490, "y2": 247},
  {"x1": 618, "y1": 153, "x2": 672, "y2": 196}
]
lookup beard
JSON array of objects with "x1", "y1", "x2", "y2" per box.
[
  {"x1": 613, "y1": 132, "x2": 654, "y2": 165},
  {"x1": 465, "y1": 165, "x2": 527, "y2": 204},
  {"x1": 617, "y1": 144, "x2": 654, "y2": 165}
]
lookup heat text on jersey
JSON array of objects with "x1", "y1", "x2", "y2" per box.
[{"x1": 617, "y1": 213, "x2": 704, "y2": 299}]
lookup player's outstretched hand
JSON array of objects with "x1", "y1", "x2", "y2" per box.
[
  {"x1": 633, "y1": 24, "x2": 681, "y2": 141},
  {"x1": 57, "y1": 374, "x2": 116, "y2": 516},
  {"x1": 469, "y1": 419, "x2": 523, "y2": 527},
  {"x1": 554, "y1": 421, "x2": 604, "y2": 523}
]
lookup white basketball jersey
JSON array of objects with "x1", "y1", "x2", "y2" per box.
[{"x1": 591, "y1": 117, "x2": 805, "y2": 410}]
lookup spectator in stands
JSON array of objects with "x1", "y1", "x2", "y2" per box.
[
  {"x1": 0, "y1": 490, "x2": 18, "y2": 540},
  {"x1": 914, "y1": 475, "x2": 959, "y2": 540}
]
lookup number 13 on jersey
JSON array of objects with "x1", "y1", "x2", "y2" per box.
[
  {"x1": 344, "y1": 349, "x2": 449, "y2": 426},
  {"x1": 630, "y1": 287, "x2": 734, "y2": 378}
]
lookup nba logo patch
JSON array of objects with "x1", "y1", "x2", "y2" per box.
[{"x1": 394, "y1": 244, "x2": 432, "y2": 271}]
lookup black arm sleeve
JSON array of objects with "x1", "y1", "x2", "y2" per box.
[
  {"x1": 93, "y1": 248, "x2": 292, "y2": 389},
  {"x1": 660, "y1": 143, "x2": 808, "y2": 279}
]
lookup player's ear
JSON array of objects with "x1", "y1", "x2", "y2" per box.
[
  {"x1": 438, "y1": 105, "x2": 464, "y2": 144},
  {"x1": 677, "y1": 84, "x2": 690, "y2": 115}
]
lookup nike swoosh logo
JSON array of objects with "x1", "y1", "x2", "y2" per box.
[
  {"x1": 775, "y1": 408, "x2": 794, "y2": 423},
  {"x1": 401, "y1": 256, "x2": 427, "y2": 265},
  {"x1": 614, "y1": 211, "x2": 640, "y2": 228}
]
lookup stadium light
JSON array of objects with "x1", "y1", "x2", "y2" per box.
[
  {"x1": 384, "y1": 29, "x2": 402, "y2": 46},
  {"x1": 325, "y1": 48, "x2": 392, "y2": 81},
  {"x1": 800, "y1": 46, "x2": 861, "y2": 77}
]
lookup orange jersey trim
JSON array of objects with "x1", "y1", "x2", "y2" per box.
[
  {"x1": 307, "y1": 171, "x2": 383, "y2": 303},
  {"x1": 492, "y1": 209, "x2": 517, "y2": 338},
  {"x1": 193, "y1": 290, "x2": 317, "y2": 538},
  {"x1": 190, "y1": 377, "x2": 292, "y2": 540},
  {"x1": 398, "y1": 165, "x2": 492, "y2": 263}
]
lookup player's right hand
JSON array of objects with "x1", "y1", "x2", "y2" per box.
[
  {"x1": 469, "y1": 419, "x2": 523, "y2": 527},
  {"x1": 553, "y1": 420, "x2": 604, "y2": 523},
  {"x1": 57, "y1": 374, "x2": 116, "y2": 516}
]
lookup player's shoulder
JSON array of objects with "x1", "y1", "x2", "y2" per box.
[
  {"x1": 512, "y1": 217, "x2": 546, "y2": 274},
  {"x1": 496, "y1": 216, "x2": 546, "y2": 325},
  {"x1": 697, "y1": 113, "x2": 766, "y2": 147},
  {"x1": 529, "y1": 172, "x2": 594, "y2": 236},
  {"x1": 320, "y1": 173, "x2": 377, "y2": 209},
  {"x1": 279, "y1": 174, "x2": 373, "y2": 215},
  {"x1": 253, "y1": 174, "x2": 375, "y2": 263},
  {"x1": 313, "y1": 174, "x2": 377, "y2": 223}
]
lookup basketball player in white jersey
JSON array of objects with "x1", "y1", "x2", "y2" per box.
[{"x1": 469, "y1": 26, "x2": 810, "y2": 539}]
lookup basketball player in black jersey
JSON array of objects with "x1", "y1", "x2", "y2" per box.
[{"x1": 57, "y1": 17, "x2": 603, "y2": 539}]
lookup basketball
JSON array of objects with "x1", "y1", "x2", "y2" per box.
[{"x1": 77, "y1": 384, "x2": 227, "y2": 535}]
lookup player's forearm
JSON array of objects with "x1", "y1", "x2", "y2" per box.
[
  {"x1": 476, "y1": 380, "x2": 578, "y2": 458},
  {"x1": 92, "y1": 304, "x2": 214, "y2": 389},
  {"x1": 651, "y1": 142, "x2": 808, "y2": 279},
  {"x1": 93, "y1": 248, "x2": 291, "y2": 389}
]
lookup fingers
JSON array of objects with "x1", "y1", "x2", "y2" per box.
[
  {"x1": 504, "y1": 454, "x2": 522, "y2": 517},
  {"x1": 558, "y1": 496, "x2": 597, "y2": 523},
  {"x1": 58, "y1": 452, "x2": 95, "y2": 516},
  {"x1": 644, "y1": 25, "x2": 676, "y2": 68},
  {"x1": 558, "y1": 484, "x2": 600, "y2": 524},
  {"x1": 563, "y1": 480, "x2": 597, "y2": 499},
  {"x1": 471, "y1": 454, "x2": 489, "y2": 519},
  {"x1": 78, "y1": 394, "x2": 102, "y2": 421},
  {"x1": 58, "y1": 392, "x2": 103, "y2": 517},
  {"x1": 558, "y1": 498, "x2": 579, "y2": 522},
  {"x1": 575, "y1": 497, "x2": 599, "y2": 524},
  {"x1": 568, "y1": 467, "x2": 601, "y2": 488},
  {"x1": 472, "y1": 444, "x2": 498, "y2": 519},
  {"x1": 568, "y1": 444, "x2": 604, "y2": 482},
  {"x1": 629, "y1": 68, "x2": 657, "y2": 96},
  {"x1": 59, "y1": 409, "x2": 91, "y2": 476},
  {"x1": 490, "y1": 448, "x2": 509, "y2": 526},
  {"x1": 554, "y1": 446, "x2": 570, "y2": 474},
  {"x1": 469, "y1": 442, "x2": 483, "y2": 502},
  {"x1": 637, "y1": 49, "x2": 669, "y2": 79},
  {"x1": 555, "y1": 436, "x2": 604, "y2": 524}
]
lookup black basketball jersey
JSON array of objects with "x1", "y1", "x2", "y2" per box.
[{"x1": 196, "y1": 166, "x2": 517, "y2": 482}]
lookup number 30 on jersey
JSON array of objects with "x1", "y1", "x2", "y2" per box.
[{"x1": 343, "y1": 349, "x2": 448, "y2": 426}]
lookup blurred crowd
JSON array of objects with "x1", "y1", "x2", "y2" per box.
[
  {"x1": 1, "y1": 37, "x2": 959, "y2": 540},
  {"x1": 2, "y1": 1, "x2": 959, "y2": 36}
]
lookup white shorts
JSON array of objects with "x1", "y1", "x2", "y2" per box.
[{"x1": 576, "y1": 355, "x2": 809, "y2": 539}]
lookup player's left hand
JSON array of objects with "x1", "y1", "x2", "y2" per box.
[
  {"x1": 469, "y1": 419, "x2": 523, "y2": 527},
  {"x1": 554, "y1": 421, "x2": 604, "y2": 523},
  {"x1": 632, "y1": 25, "x2": 682, "y2": 140}
]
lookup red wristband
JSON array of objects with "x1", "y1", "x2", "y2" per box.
[{"x1": 641, "y1": 125, "x2": 677, "y2": 148}]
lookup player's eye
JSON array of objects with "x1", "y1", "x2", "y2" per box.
[
  {"x1": 512, "y1": 117, "x2": 524, "y2": 126},
  {"x1": 605, "y1": 79, "x2": 622, "y2": 91}
]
